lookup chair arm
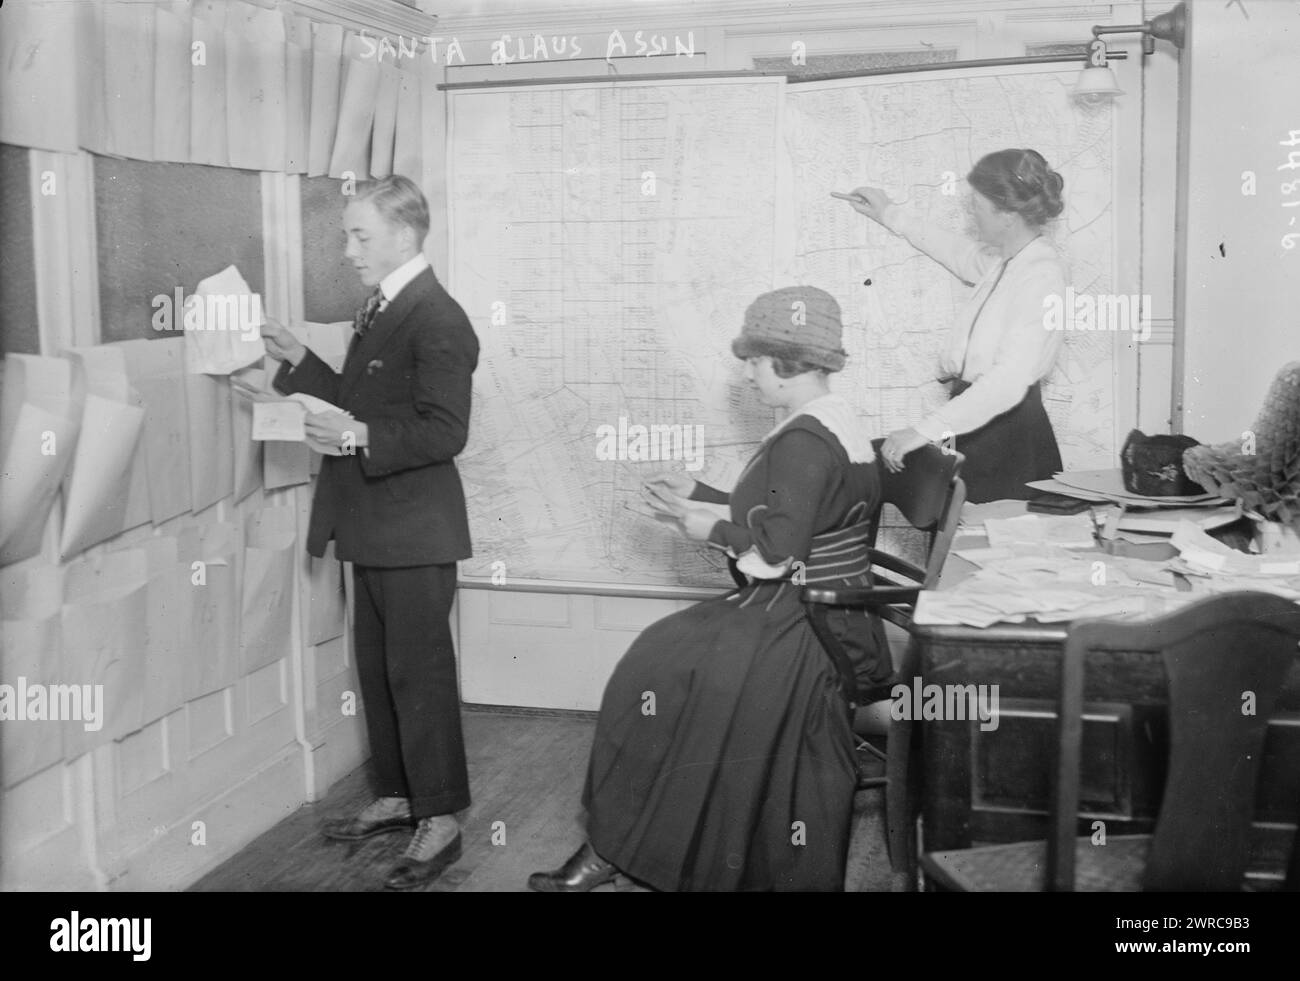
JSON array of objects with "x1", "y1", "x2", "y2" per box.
[
  {"x1": 803, "y1": 585, "x2": 921, "y2": 608},
  {"x1": 866, "y1": 550, "x2": 926, "y2": 583}
]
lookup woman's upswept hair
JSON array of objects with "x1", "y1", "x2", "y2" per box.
[{"x1": 968, "y1": 148, "x2": 1065, "y2": 227}]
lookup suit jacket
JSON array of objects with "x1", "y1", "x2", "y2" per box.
[{"x1": 274, "y1": 266, "x2": 479, "y2": 567}]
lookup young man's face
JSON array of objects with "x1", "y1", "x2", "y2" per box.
[{"x1": 343, "y1": 198, "x2": 412, "y2": 287}]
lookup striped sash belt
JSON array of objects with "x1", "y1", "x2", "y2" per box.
[{"x1": 801, "y1": 516, "x2": 872, "y2": 583}]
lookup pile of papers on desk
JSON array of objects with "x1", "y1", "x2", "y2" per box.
[
  {"x1": 1165, "y1": 520, "x2": 1300, "y2": 600},
  {"x1": 1024, "y1": 468, "x2": 1239, "y2": 544},
  {"x1": 917, "y1": 514, "x2": 1300, "y2": 626},
  {"x1": 914, "y1": 546, "x2": 1197, "y2": 628}
]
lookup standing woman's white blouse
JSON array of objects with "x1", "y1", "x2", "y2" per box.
[{"x1": 879, "y1": 203, "x2": 1069, "y2": 442}]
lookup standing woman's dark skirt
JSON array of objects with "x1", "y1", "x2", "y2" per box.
[{"x1": 951, "y1": 380, "x2": 1062, "y2": 503}]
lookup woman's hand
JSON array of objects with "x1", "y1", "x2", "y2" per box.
[
  {"x1": 842, "y1": 186, "x2": 895, "y2": 225},
  {"x1": 642, "y1": 481, "x2": 689, "y2": 519},
  {"x1": 261, "y1": 318, "x2": 307, "y2": 365},
  {"x1": 880, "y1": 427, "x2": 930, "y2": 472},
  {"x1": 644, "y1": 472, "x2": 697, "y2": 500},
  {"x1": 678, "y1": 509, "x2": 719, "y2": 542},
  {"x1": 642, "y1": 482, "x2": 717, "y2": 541}
]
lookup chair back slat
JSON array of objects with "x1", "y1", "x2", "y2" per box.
[
  {"x1": 1052, "y1": 592, "x2": 1300, "y2": 892},
  {"x1": 1049, "y1": 627, "x2": 1088, "y2": 891}
]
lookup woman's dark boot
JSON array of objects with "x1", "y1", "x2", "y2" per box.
[{"x1": 527, "y1": 841, "x2": 618, "y2": 892}]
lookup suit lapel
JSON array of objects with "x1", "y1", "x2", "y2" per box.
[{"x1": 340, "y1": 267, "x2": 436, "y2": 399}]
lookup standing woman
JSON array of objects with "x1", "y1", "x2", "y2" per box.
[
  {"x1": 844, "y1": 148, "x2": 1068, "y2": 502},
  {"x1": 528, "y1": 286, "x2": 890, "y2": 891}
]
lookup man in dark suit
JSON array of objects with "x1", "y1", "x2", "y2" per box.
[{"x1": 259, "y1": 175, "x2": 478, "y2": 890}]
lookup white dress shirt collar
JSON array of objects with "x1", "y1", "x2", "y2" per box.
[{"x1": 378, "y1": 252, "x2": 430, "y2": 306}]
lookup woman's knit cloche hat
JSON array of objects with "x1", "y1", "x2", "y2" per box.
[{"x1": 731, "y1": 286, "x2": 848, "y2": 372}]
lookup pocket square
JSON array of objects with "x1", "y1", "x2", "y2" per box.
[{"x1": 366, "y1": 359, "x2": 384, "y2": 374}]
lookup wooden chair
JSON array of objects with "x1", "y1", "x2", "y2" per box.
[
  {"x1": 802, "y1": 439, "x2": 966, "y2": 883},
  {"x1": 921, "y1": 591, "x2": 1300, "y2": 891}
]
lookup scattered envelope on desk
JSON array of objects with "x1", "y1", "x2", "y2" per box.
[
  {"x1": 985, "y1": 513, "x2": 1097, "y2": 549},
  {"x1": 1172, "y1": 521, "x2": 1300, "y2": 576}
]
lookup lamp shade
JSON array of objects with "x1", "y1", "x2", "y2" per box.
[{"x1": 1071, "y1": 66, "x2": 1124, "y2": 102}]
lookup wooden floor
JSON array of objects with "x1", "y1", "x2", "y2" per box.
[{"x1": 190, "y1": 706, "x2": 899, "y2": 892}]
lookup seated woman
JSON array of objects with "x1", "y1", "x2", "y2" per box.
[{"x1": 528, "y1": 286, "x2": 890, "y2": 892}]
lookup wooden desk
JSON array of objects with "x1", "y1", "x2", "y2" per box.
[{"x1": 913, "y1": 512, "x2": 1300, "y2": 887}]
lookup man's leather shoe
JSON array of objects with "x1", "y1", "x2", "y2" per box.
[
  {"x1": 384, "y1": 821, "x2": 462, "y2": 890},
  {"x1": 322, "y1": 798, "x2": 414, "y2": 841},
  {"x1": 527, "y1": 841, "x2": 618, "y2": 892}
]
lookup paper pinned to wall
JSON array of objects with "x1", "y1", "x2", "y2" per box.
[
  {"x1": 63, "y1": 344, "x2": 151, "y2": 539},
  {"x1": 392, "y1": 67, "x2": 422, "y2": 180},
  {"x1": 119, "y1": 338, "x2": 192, "y2": 524},
  {"x1": 189, "y1": 0, "x2": 229, "y2": 166},
  {"x1": 240, "y1": 507, "x2": 297, "y2": 674},
  {"x1": 184, "y1": 371, "x2": 235, "y2": 513},
  {"x1": 370, "y1": 62, "x2": 400, "y2": 178},
  {"x1": 230, "y1": 367, "x2": 264, "y2": 503},
  {"x1": 307, "y1": 540, "x2": 345, "y2": 645},
  {"x1": 0, "y1": 356, "x2": 81, "y2": 566},
  {"x1": 61, "y1": 550, "x2": 150, "y2": 756},
  {"x1": 136, "y1": 536, "x2": 190, "y2": 726},
  {"x1": 0, "y1": 567, "x2": 65, "y2": 787},
  {"x1": 75, "y1": 0, "x2": 107, "y2": 154},
  {"x1": 0, "y1": 403, "x2": 77, "y2": 567},
  {"x1": 264, "y1": 441, "x2": 312, "y2": 490},
  {"x1": 307, "y1": 22, "x2": 344, "y2": 176},
  {"x1": 184, "y1": 265, "x2": 266, "y2": 375},
  {"x1": 153, "y1": 0, "x2": 193, "y2": 162},
  {"x1": 178, "y1": 520, "x2": 240, "y2": 699},
  {"x1": 284, "y1": 14, "x2": 313, "y2": 172},
  {"x1": 328, "y1": 32, "x2": 380, "y2": 179},
  {"x1": 0, "y1": 1, "x2": 81, "y2": 152},
  {"x1": 59, "y1": 394, "x2": 146, "y2": 560},
  {"x1": 101, "y1": 0, "x2": 157, "y2": 161},
  {"x1": 226, "y1": 1, "x2": 287, "y2": 172}
]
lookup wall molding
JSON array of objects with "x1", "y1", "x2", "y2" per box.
[
  {"x1": 428, "y1": 0, "x2": 1123, "y2": 36},
  {"x1": 290, "y1": 0, "x2": 437, "y2": 35}
]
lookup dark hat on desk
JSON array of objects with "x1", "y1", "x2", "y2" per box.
[
  {"x1": 1183, "y1": 362, "x2": 1300, "y2": 529},
  {"x1": 732, "y1": 285, "x2": 848, "y2": 372}
]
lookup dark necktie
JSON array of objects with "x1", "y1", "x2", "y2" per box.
[{"x1": 354, "y1": 287, "x2": 384, "y2": 338}]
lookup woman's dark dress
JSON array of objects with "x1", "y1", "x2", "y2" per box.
[{"x1": 582, "y1": 413, "x2": 888, "y2": 891}]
